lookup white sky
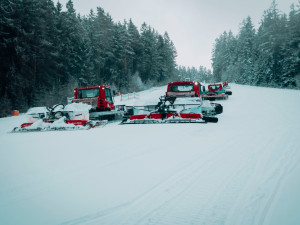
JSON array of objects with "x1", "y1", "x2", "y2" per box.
[{"x1": 55, "y1": 0, "x2": 297, "y2": 69}]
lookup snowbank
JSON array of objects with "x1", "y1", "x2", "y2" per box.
[
  {"x1": 26, "y1": 106, "x2": 49, "y2": 115},
  {"x1": 64, "y1": 103, "x2": 92, "y2": 112}
]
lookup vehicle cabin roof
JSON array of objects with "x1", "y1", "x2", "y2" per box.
[
  {"x1": 168, "y1": 81, "x2": 195, "y2": 85},
  {"x1": 77, "y1": 85, "x2": 110, "y2": 90},
  {"x1": 208, "y1": 83, "x2": 222, "y2": 87}
]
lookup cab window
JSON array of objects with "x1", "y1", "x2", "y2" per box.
[
  {"x1": 78, "y1": 88, "x2": 99, "y2": 98},
  {"x1": 172, "y1": 85, "x2": 194, "y2": 92},
  {"x1": 105, "y1": 88, "x2": 113, "y2": 103}
]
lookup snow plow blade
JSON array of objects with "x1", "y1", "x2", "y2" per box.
[
  {"x1": 121, "y1": 95, "x2": 219, "y2": 124},
  {"x1": 122, "y1": 118, "x2": 207, "y2": 124},
  {"x1": 123, "y1": 102, "x2": 223, "y2": 118},
  {"x1": 11, "y1": 103, "x2": 107, "y2": 133},
  {"x1": 12, "y1": 118, "x2": 107, "y2": 133},
  {"x1": 121, "y1": 113, "x2": 218, "y2": 124}
]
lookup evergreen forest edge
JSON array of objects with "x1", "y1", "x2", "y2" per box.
[{"x1": 0, "y1": 0, "x2": 299, "y2": 117}]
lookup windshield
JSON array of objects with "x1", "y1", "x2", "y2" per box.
[
  {"x1": 78, "y1": 88, "x2": 99, "y2": 98},
  {"x1": 172, "y1": 85, "x2": 194, "y2": 92},
  {"x1": 105, "y1": 88, "x2": 113, "y2": 103},
  {"x1": 209, "y1": 85, "x2": 221, "y2": 90}
]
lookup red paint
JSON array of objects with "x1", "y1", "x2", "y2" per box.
[
  {"x1": 20, "y1": 120, "x2": 88, "y2": 129},
  {"x1": 129, "y1": 113, "x2": 202, "y2": 120},
  {"x1": 130, "y1": 115, "x2": 147, "y2": 120},
  {"x1": 223, "y1": 81, "x2": 228, "y2": 87},
  {"x1": 166, "y1": 81, "x2": 202, "y2": 97},
  {"x1": 74, "y1": 85, "x2": 115, "y2": 111},
  {"x1": 180, "y1": 113, "x2": 201, "y2": 119},
  {"x1": 208, "y1": 83, "x2": 223, "y2": 92},
  {"x1": 66, "y1": 120, "x2": 88, "y2": 126},
  {"x1": 20, "y1": 123, "x2": 33, "y2": 128},
  {"x1": 148, "y1": 113, "x2": 173, "y2": 119}
]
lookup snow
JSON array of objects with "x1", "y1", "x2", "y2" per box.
[
  {"x1": 25, "y1": 103, "x2": 92, "y2": 114},
  {"x1": 26, "y1": 107, "x2": 49, "y2": 115},
  {"x1": 114, "y1": 86, "x2": 165, "y2": 106},
  {"x1": 1, "y1": 84, "x2": 300, "y2": 225},
  {"x1": 64, "y1": 103, "x2": 92, "y2": 112}
]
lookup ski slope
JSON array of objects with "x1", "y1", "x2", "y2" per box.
[{"x1": 1, "y1": 84, "x2": 300, "y2": 225}]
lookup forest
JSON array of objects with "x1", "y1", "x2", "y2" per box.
[
  {"x1": 1, "y1": 0, "x2": 299, "y2": 117},
  {"x1": 0, "y1": 0, "x2": 180, "y2": 116},
  {"x1": 212, "y1": 1, "x2": 300, "y2": 88}
]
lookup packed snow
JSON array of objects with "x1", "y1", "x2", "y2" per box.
[
  {"x1": 64, "y1": 103, "x2": 92, "y2": 112},
  {"x1": 0, "y1": 84, "x2": 300, "y2": 225},
  {"x1": 26, "y1": 107, "x2": 49, "y2": 115}
]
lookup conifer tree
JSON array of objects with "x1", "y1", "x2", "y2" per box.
[{"x1": 236, "y1": 16, "x2": 256, "y2": 84}]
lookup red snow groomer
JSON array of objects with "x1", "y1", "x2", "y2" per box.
[
  {"x1": 13, "y1": 84, "x2": 124, "y2": 132},
  {"x1": 165, "y1": 80, "x2": 223, "y2": 115},
  {"x1": 121, "y1": 80, "x2": 222, "y2": 124},
  {"x1": 222, "y1": 81, "x2": 231, "y2": 89},
  {"x1": 73, "y1": 85, "x2": 124, "y2": 120},
  {"x1": 122, "y1": 95, "x2": 218, "y2": 124},
  {"x1": 165, "y1": 80, "x2": 204, "y2": 98},
  {"x1": 12, "y1": 103, "x2": 103, "y2": 132},
  {"x1": 202, "y1": 83, "x2": 232, "y2": 100}
]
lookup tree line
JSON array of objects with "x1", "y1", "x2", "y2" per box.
[
  {"x1": 177, "y1": 66, "x2": 213, "y2": 83},
  {"x1": 212, "y1": 0, "x2": 300, "y2": 88},
  {"x1": 2, "y1": 0, "x2": 298, "y2": 117},
  {"x1": 0, "y1": 0, "x2": 178, "y2": 117}
]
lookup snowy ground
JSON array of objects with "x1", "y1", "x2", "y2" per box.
[{"x1": 1, "y1": 84, "x2": 300, "y2": 225}]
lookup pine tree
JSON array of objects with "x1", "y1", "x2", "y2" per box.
[
  {"x1": 162, "y1": 32, "x2": 177, "y2": 82},
  {"x1": 0, "y1": 0, "x2": 179, "y2": 117},
  {"x1": 212, "y1": 0, "x2": 299, "y2": 89},
  {"x1": 127, "y1": 19, "x2": 142, "y2": 75},
  {"x1": 254, "y1": 1, "x2": 288, "y2": 86},
  {"x1": 282, "y1": 3, "x2": 300, "y2": 88},
  {"x1": 236, "y1": 16, "x2": 256, "y2": 84}
]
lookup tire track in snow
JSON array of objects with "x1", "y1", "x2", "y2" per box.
[
  {"x1": 110, "y1": 85, "x2": 269, "y2": 225},
  {"x1": 127, "y1": 104, "x2": 300, "y2": 224},
  {"x1": 258, "y1": 134, "x2": 300, "y2": 225},
  {"x1": 0, "y1": 137, "x2": 160, "y2": 209},
  {"x1": 167, "y1": 132, "x2": 271, "y2": 225},
  {"x1": 60, "y1": 143, "x2": 226, "y2": 225},
  {"x1": 225, "y1": 126, "x2": 300, "y2": 225},
  {"x1": 97, "y1": 135, "x2": 261, "y2": 225}
]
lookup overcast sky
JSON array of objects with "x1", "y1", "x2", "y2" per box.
[{"x1": 55, "y1": 0, "x2": 297, "y2": 69}]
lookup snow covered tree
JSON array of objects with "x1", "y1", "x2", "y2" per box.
[
  {"x1": 236, "y1": 16, "x2": 256, "y2": 84},
  {"x1": 281, "y1": 3, "x2": 300, "y2": 88},
  {"x1": 212, "y1": 31, "x2": 238, "y2": 82},
  {"x1": 0, "y1": 0, "x2": 180, "y2": 117},
  {"x1": 212, "y1": 0, "x2": 299, "y2": 89},
  {"x1": 253, "y1": 1, "x2": 288, "y2": 86}
]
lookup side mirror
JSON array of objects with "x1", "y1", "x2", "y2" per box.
[{"x1": 113, "y1": 90, "x2": 117, "y2": 96}]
